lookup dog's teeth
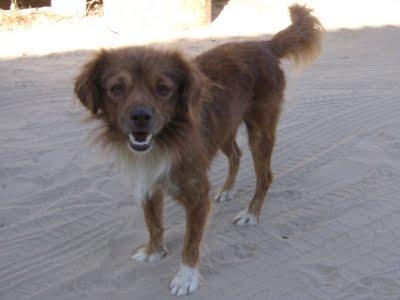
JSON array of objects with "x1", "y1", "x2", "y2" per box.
[
  {"x1": 129, "y1": 133, "x2": 136, "y2": 144},
  {"x1": 129, "y1": 133, "x2": 152, "y2": 146}
]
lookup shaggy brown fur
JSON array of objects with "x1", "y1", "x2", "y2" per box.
[{"x1": 74, "y1": 4, "x2": 323, "y2": 295}]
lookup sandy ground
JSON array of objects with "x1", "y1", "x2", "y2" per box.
[{"x1": 1, "y1": 2, "x2": 400, "y2": 300}]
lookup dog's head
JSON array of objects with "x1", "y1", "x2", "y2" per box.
[{"x1": 75, "y1": 47, "x2": 208, "y2": 153}]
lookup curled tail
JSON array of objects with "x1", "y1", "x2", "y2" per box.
[{"x1": 270, "y1": 4, "x2": 323, "y2": 65}]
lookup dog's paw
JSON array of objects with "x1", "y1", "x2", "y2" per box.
[
  {"x1": 214, "y1": 188, "x2": 235, "y2": 202},
  {"x1": 131, "y1": 246, "x2": 167, "y2": 262},
  {"x1": 233, "y1": 209, "x2": 258, "y2": 226},
  {"x1": 170, "y1": 264, "x2": 199, "y2": 296}
]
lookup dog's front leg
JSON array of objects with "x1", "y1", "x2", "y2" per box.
[
  {"x1": 170, "y1": 180, "x2": 210, "y2": 296},
  {"x1": 131, "y1": 190, "x2": 167, "y2": 262}
]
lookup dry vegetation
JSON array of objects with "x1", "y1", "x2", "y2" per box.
[
  {"x1": 86, "y1": 0, "x2": 103, "y2": 16},
  {"x1": 0, "y1": 8, "x2": 67, "y2": 31},
  {"x1": 0, "y1": 0, "x2": 103, "y2": 31}
]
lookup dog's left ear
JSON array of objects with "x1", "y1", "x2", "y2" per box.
[
  {"x1": 175, "y1": 53, "x2": 210, "y2": 124},
  {"x1": 74, "y1": 51, "x2": 107, "y2": 114}
]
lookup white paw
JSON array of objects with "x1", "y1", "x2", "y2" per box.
[
  {"x1": 131, "y1": 247, "x2": 166, "y2": 262},
  {"x1": 170, "y1": 264, "x2": 200, "y2": 296},
  {"x1": 214, "y1": 188, "x2": 235, "y2": 202},
  {"x1": 233, "y1": 209, "x2": 258, "y2": 226}
]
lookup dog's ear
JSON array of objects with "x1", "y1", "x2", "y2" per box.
[
  {"x1": 74, "y1": 51, "x2": 107, "y2": 114},
  {"x1": 175, "y1": 53, "x2": 210, "y2": 124}
]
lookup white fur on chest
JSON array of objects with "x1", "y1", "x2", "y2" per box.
[{"x1": 114, "y1": 145, "x2": 172, "y2": 202}]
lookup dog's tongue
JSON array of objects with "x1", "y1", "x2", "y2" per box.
[{"x1": 133, "y1": 132, "x2": 148, "y2": 142}]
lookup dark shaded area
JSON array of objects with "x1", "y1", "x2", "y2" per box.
[
  {"x1": 0, "y1": 0, "x2": 102, "y2": 10},
  {"x1": 0, "y1": 0, "x2": 50, "y2": 10},
  {"x1": 212, "y1": 0, "x2": 229, "y2": 20}
]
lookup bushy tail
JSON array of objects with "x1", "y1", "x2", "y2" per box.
[{"x1": 270, "y1": 4, "x2": 323, "y2": 65}]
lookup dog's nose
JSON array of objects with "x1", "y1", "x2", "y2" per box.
[{"x1": 130, "y1": 107, "x2": 153, "y2": 129}]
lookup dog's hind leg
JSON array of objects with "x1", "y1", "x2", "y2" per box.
[
  {"x1": 233, "y1": 105, "x2": 280, "y2": 225},
  {"x1": 214, "y1": 135, "x2": 242, "y2": 202},
  {"x1": 131, "y1": 190, "x2": 167, "y2": 262}
]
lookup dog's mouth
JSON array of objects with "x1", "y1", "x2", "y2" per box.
[{"x1": 128, "y1": 132, "x2": 153, "y2": 152}]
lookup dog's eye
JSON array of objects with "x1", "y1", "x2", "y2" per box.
[
  {"x1": 110, "y1": 83, "x2": 125, "y2": 97},
  {"x1": 155, "y1": 83, "x2": 171, "y2": 98}
]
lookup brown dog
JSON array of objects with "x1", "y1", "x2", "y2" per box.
[{"x1": 74, "y1": 4, "x2": 322, "y2": 296}]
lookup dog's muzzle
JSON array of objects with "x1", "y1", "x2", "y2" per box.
[{"x1": 127, "y1": 106, "x2": 154, "y2": 152}]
